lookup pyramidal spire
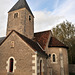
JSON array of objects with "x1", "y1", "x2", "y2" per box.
[{"x1": 9, "y1": 0, "x2": 33, "y2": 16}]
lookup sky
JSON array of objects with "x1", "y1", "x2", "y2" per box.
[{"x1": 0, "y1": 0, "x2": 75, "y2": 37}]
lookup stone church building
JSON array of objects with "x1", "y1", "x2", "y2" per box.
[{"x1": 0, "y1": 0, "x2": 69, "y2": 75}]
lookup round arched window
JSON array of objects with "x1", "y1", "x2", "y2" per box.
[
  {"x1": 6, "y1": 57, "x2": 16, "y2": 73},
  {"x1": 53, "y1": 54, "x2": 55, "y2": 62},
  {"x1": 9, "y1": 58, "x2": 14, "y2": 72},
  {"x1": 51, "y1": 53, "x2": 57, "y2": 63}
]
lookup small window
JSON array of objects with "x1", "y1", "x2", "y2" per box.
[
  {"x1": 29, "y1": 15, "x2": 31, "y2": 21},
  {"x1": 53, "y1": 54, "x2": 55, "y2": 62},
  {"x1": 9, "y1": 58, "x2": 14, "y2": 72},
  {"x1": 49, "y1": 54, "x2": 51, "y2": 57},
  {"x1": 51, "y1": 53, "x2": 57, "y2": 63},
  {"x1": 40, "y1": 60, "x2": 42, "y2": 75},
  {"x1": 6, "y1": 57, "x2": 16, "y2": 73},
  {"x1": 14, "y1": 13, "x2": 18, "y2": 18},
  {"x1": 11, "y1": 41, "x2": 14, "y2": 48}
]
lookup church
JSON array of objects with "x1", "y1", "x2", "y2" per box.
[{"x1": 0, "y1": 0, "x2": 69, "y2": 75}]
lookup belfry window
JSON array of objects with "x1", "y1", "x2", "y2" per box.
[
  {"x1": 9, "y1": 58, "x2": 14, "y2": 72},
  {"x1": 14, "y1": 13, "x2": 18, "y2": 18},
  {"x1": 29, "y1": 15, "x2": 31, "y2": 21}
]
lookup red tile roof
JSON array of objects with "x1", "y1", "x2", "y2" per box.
[
  {"x1": 0, "y1": 30, "x2": 48, "y2": 57},
  {"x1": 0, "y1": 30, "x2": 68, "y2": 57},
  {"x1": 48, "y1": 37, "x2": 68, "y2": 49},
  {"x1": 34, "y1": 30, "x2": 51, "y2": 49}
]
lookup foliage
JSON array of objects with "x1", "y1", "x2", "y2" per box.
[
  {"x1": 69, "y1": 73, "x2": 75, "y2": 75},
  {"x1": 52, "y1": 20, "x2": 75, "y2": 64}
]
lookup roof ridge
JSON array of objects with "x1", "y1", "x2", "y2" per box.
[
  {"x1": 34, "y1": 30, "x2": 51, "y2": 34},
  {"x1": 0, "y1": 30, "x2": 47, "y2": 56},
  {"x1": 48, "y1": 37, "x2": 68, "y2": 49},
  {"x1": 51, "y1": 37, "x2": 65, "y2": 45},
  {"x1": 36, "y1": 42, "x2": 45, "y2": 51},
  {"x1": 8, "y1": 0, "x2": 34, "y2": 16},
  {"x1": 14, "y1": 31, "x2": 48, "y2": 56}
]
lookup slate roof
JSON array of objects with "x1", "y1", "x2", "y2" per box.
[
  {"x1": 0, "y1": 30, "x2": 47, "y2": 57},
  {"x1": 34, "y1": 30, "x2": 51, "y2": 49},
  {"x1": 16, "y1": 31, "x2": 47, "y2": 56},
  {"x1": 0, "y1": 30, "x2": 68, "y2": 56},
  {"x1": 48, "y1": 37, "x2": 68, "y2": 49},
  {"x1": 9, "y1": 0, "x2": 34, "y2": 16},
  {"x1": 0, "y1": 37, "x2": 6, "y2": 43}
]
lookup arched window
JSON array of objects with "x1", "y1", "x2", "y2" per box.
[
  {"x1": 6, "y1": 57, "x2": 16, "y2": 73},
  {"x1": 51, "y1": 53, "x2": 57, "y2": 63},
  {"x1": 29, "y1": 15, "x2": 31, "y2": 21},
  {"x1": 40, "y1": 60, "x2": 42, "y2": 75},
  {"x1": 9, "y1": 58, "x2": 14, "y2": 72},
  {"x1": 53, "y1": 54, "x2": 55, "y2": 62},
  {"x1": 14, "y1": 13, "x2": 18, "y2": 18},
  {"x1": 39, "y1": 58, "x2": 44, "y2": 75}
]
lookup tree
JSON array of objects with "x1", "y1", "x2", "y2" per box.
[{"x1": 52, "y1": 20, "x2": 75, "y2": 64}]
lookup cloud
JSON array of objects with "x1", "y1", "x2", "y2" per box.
[
  {"x1": 34, "y1": 11, "x2": 65, "y2": 32},
  {"x1": 0, "y1": 0, "x2": 16, "y2": 37},
  {"x1": 0, "y1": 0, "x2": 75, "y2": 37},
  {"x1": 52, "y1": 0, "x2": 75, "y2": 23},
  {"x1": 54, "y1": 0, "x2": 59, "y2": 9},
  {"x1": 34, "y1": 0, "x2": 75, "y2": 32}
]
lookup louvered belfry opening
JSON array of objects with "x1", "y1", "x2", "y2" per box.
[{"x1": 9, "y1": 58, "x2": 14, "y2": 72}]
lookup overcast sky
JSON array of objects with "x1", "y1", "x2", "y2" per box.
[{"x1": 0, "y1": 0, "x2": 75, "y2": 37}]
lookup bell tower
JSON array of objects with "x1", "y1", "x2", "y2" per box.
[{"x1": 6, "y1": 0, "x2": 34, "y2": 39}]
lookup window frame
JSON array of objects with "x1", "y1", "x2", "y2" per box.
[
  {"x1": 39, "y1": 58, "x2": 44, "y2": 75},
  {"x1": 40, "y1": 60, "x2": 42, "y2": 75},
  {"x1": 14, "y1": 12, "x2": 19, "y2": 18},
  {"x1": 53, "y1": 54, "x2": 56, "y2": 62},
  {"x1": 6, "y1": 57, "x2": 16, "y2": 73},
  {"x1": 51, "y1": 53, "x2": 57, "y2": 63},
  {"x1": 11, "y1": 41, "x2": 14, "y2": 48},
  {"x1": 29, "y1": 15, "x2": 31, "y2": 21},
  {"x1": 9, "y1": 58, "x2": 14, "y2": 72}
]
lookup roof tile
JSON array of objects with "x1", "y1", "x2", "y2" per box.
[
  {"x1": 0, "y1": 30, "x2": 47, "y2": 56},
  {"x1": 48, "y1": 37, "x2": 68, "y2": 49},
  {"x1": 9, "y1": 0, "x2": 34, "y2": 16},
  {"x1": 34, "y1": 30, "x2": 51, "y2": 49}
]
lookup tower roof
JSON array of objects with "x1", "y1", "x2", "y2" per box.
[{"x1": 9, "y1": 0, "x2": 34, "y2": 16}]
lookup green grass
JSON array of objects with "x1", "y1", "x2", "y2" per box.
[{"x1": 69, "y1": 73, "x2": 75, "y2": 75}]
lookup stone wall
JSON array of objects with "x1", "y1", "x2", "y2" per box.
[
  {"x1": 7, "y1": 8, "x2": 34, "y2": 39},
  {"x1": 37, "y1": 54, "x2": 47, "y2": 75},
  {"x1": 69, "y1": 64, "x2": 75, "y2": 73},
  {"x1": 0, "y1": 32, "x2": 35, "y2": 75},
  {"x1": 47, "y1": 47, "x2": 69, "y2": 75}
]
